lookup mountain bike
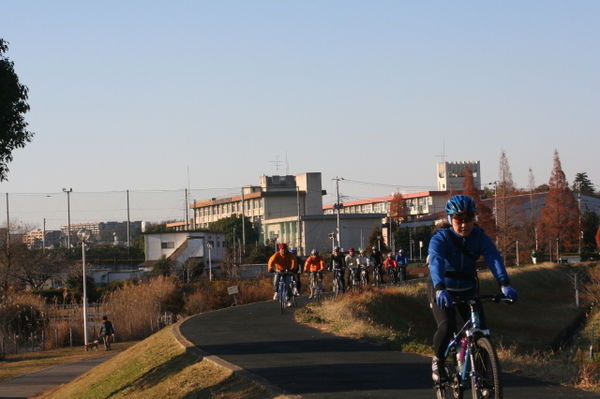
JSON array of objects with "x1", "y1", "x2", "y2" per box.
[
  {"x1": 434, "y1": 294, "x2": 513, "y2": 399},
  {"x1": 373, "y1": 266, "x2": 383, "y2": 287},
  {"x1": 309, "y1": 271, "x2": 322, "y2": 302},
  {"x1": 359, "y1": 266, "x2": 369, "y2": 287},
  {"x1": 332, "y1": 268, "x2": 344, "y2": 297},
  {"x1": 276, "y1": 270, "x2": 296, "y2": 314},
  {"x1": 348, "y1": 268, "x2": 360, "y2": 291}
]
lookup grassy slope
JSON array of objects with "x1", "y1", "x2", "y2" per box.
[
  {"x1": 296, "y1": 262, "x2": 599, "y2": 390},
  {"x1": 36, "y1": 324, "x2": 275, "y2": 399}
]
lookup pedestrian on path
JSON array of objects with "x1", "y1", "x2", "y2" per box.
[{"x1": 99, "y1": 315, "x2": 115, "y2": 351}]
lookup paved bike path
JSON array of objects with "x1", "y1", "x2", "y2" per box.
[
  {"x1": 180, "y1": 299, "x2": 600, "y2": 398},
  {"x1": 0, "y1": 353, "x2": 115, "y2": 399}
]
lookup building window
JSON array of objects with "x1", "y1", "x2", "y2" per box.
[{"x1": 161, "y1": 242, "x2": 175, "y2": 249}]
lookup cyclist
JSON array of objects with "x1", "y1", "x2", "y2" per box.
[
  {"x1": 428, "y1": 194, "x2": 518, "y2": 384},
  {"x1": 304, "y1": 249, "x2": 325, "y2": 298},
  {"x1": 357, "y1": 249, "x2": 370, "y2": 285},
  {"x1": 290, "y1": 248, "x2": 302, "y2": 295},
  {"x1": 383, "y1": 253, "x2": 398, "y2": 284},
  {"x1": 344, "y1": 248, "x2": 360, "y2": 289},
  {"x1": 395, "y1": 249, "x2": 409, "y2": 283},
  {"x1": 329, "y1": 246, "x2": 346, "y2": 293},
  {"x1": 369, "y1": 246, "x2": 383, "y2": 285},
  {"x1": 268, "y1": 243, "x2": 298, "y2": 300}
]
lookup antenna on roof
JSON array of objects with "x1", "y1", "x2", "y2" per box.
[
  {"x1": 270, "y1": 156, "x2": 282, "y2": 175},
  {"x1": 435, "y1": 140, "x2": 447, "y2": 163},
  {"x1": 285, "y1": 152, "x2": 289, "y2": 175}
]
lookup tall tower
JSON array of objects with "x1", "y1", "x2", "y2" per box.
[{"x1": 437, "y1": 161, "x2": 481, "y2": 191}]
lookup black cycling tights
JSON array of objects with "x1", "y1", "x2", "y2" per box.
[{"x1": 427, "y1": 284, "x2": 487, "y2": 359}]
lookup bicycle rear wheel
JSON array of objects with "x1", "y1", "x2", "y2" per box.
[
  {"x1": 278, "y1": 282, "x2": 287, "y2": 314},
  {"x1": 470, "y1": 337, "x2": 502, "y2": 399}
]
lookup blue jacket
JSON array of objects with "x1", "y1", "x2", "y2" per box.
[{"x1": 428, "y1": 226, "x2": 510, "y2": 291}]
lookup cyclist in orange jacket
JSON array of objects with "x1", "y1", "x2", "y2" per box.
[
  {"x1": 268, "y1": 243, "x2": 298, "y2": 300},
  {"x1": 304, "y1": 249, "x2": 325, "y2": 299}
]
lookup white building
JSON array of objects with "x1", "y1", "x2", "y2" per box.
[
  {"x1": 142, "y1": 230, "x2": 226, "y2": 274},
  {"x1": 437, "y1": 161, "x2": 481, "y2": 191}
]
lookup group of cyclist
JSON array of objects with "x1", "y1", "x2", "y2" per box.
[
  {"x1": 268, "y1": 194, "x2": 520, "y2": 389},
  {"x1": 267, "y1": 243, "x2": 412, "y2": 300}
]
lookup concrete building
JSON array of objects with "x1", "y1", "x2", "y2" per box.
[
  {"x1": 22, "y1": 229, "x2": 62, "y2": 249},
  {"x1": 60, "y1": 221, "x2": 143, "y2": 246},
  {"x1": 323, "y1": 191, "x2": 452, "y2": 221},
  {"x1": 437, "y1": 161, "x2": 481, "y2": 191},
  {"x1": 190, "y1": 172, "x2": 325, "y2": 240},
  {"x1": 142, "y1": 230, "x2": 226, "y2": 275},
  {"x1": 263, "y1": 213, "x2": 386, "y2": 254}
]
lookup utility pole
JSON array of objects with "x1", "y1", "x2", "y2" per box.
[
  {"x1": 296, "y1": 186, "x2": 301, "y2": 254},
  {"x1": 62, "y1": 188, "x2": 73, "y2": 248},
  {"x1": 241, "y1": 188, "x2": 245, "y2": 254},
  {"x1": 333, "y1": 177, "x2": 344, "y2": 249},
  {"x1": 126, "y1": 190, "x2": 131, "y2": 248},
  {"x1": 577, "y1": 182, "x2": 582, "y2": 257},
  {"x1": 5, "y1": 193, "x2": 9, "y2": 250}
]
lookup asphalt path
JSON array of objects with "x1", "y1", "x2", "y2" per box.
[
  {"x1": 0, "y1": 353, "x2": 115, "y2": 399},
  {"x1": 180, "y1": 298, "x2": 600, "y2": 398}
]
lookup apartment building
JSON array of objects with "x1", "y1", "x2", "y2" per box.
[
  {"x1": 60, "y1": 221, "x2": 143, "y2": 246},
  {"x1": 323, "y1": 191, "x2": 452, "y2": 221},
  {"x1": 190, "y1": 172, "x2": 325, "y2": 231},
  {"x1": 437, "y1": 161, "x2": 481, "y2": 191}
]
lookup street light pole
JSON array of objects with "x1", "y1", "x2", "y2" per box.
[
  {"x1": 333, "y1": 177, "x2": 344, "y2": 249},
  {"x1": 77, "y1": 229, "x2": 90, "y2": 346},
  {"x1": 207, "y1": 241, "x2": 214, "y2": 281},
  {"x1": 63, "y1": 188, "x2": 73, "y2": 248}
]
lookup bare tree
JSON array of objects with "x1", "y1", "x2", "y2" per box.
[
  {"x1": 495, "y1": 151, "x2": 521, "y2": 259},
  {"x1": 536, "y1": 150, "x2": 580, "y2": 258},
  {"x1": 462, "y1": 167, "x2": 495, "y2": 238}
]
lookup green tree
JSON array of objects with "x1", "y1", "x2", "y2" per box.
[
  {"x1": 151, "y1": 255, "x2": 174, "y2": 277},
  {"x1": 208, "y1": 215, "x2": 259, "y2": 250},
  {"x1": 0, "y1": 39, "x2": 34, "y2": 181},
  {"x1": 573, "y1": 172, "x2": 595, "y2": 195}
]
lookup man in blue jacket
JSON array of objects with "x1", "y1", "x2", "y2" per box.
[{"x1": 428, "y1": 194, "x2": 518, "y2": 383}]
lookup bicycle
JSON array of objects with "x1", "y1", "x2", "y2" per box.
[
  {"x1": 348, "y1": 268, "x2": 360, "y2": 292},
  {"x1": 434, "y1": 294, "x2": 513, "y2": 399},
  {"x1": 276, "y1": 270, "x2": 297, "y2": 314},
  {"x1": 309, "y1": 271, "x2": 322, "y2": 302},
  {"x1": 359, "y1": 265, "x2": 369, "y2": 287},
  {"x1": 332, "y1": 268, "x2": 344, "y2": 297},
  {"x1": 373, "y1": 266, "x2": 383, "y2": 287}
]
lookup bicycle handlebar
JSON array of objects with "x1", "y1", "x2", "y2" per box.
[{"x1": 452, "y1": 294, "x2": 514, "y2": 305}]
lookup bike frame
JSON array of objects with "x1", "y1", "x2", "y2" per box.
[{"x1": 442, "y1": 294, "x2": 511, "y2": 392}]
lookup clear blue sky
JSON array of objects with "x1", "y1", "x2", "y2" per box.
[{"x1": 1, "y1": 1, "x2": 599, "y2": 229}]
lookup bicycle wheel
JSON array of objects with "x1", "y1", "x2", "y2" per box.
[
  {"x1": 278, "y1": 281, "x2": 287, "y2": 314},
  {"x1": 470, "y1": 337, "x2": 502, "y2": 399},
  {"x1": 434, "y1": 383, "x2": 447, "y2": 399}
]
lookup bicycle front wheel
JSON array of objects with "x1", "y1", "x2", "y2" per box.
[{"x1": 470, "y1": 337, "x2": 502, "y2": 399}]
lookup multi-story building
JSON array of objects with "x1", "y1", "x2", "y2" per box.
[
  {"x1": 437, "y1": 161, "x2": 481, "y2": 191},
  {"x1": 191, "y1": 172, "x2": 325, "y2": 233},
  {"x1": 323, "y1": 191, "x2": 452, "y2": 221},
  {"x1": 60, "y1": 221, "x2": 143, "y2": 246},
  {"x1": 22, "y1": 229, "x2": 62, "y2": 249}
]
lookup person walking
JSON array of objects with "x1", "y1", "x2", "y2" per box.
[{"x1": 99, "y1": 315, "x2": 115, "y2": 351}]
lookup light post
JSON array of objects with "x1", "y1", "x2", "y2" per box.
[
  {"x1": 62, "y1": 188, "x2": 73, "y2": 248},
  {"x1": 488, "y1": 181, "x2": 498, "y2": 238},
  {"x1": 206, "y1": 241, "x2": 214, "y2": 281},
  {"x1": 77, "y1": 229, "x2": 90, "y2": 346}
]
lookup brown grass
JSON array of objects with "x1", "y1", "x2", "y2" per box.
[{"x1": 297, "y1": 262, "x2": 600, "y2": 391}]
